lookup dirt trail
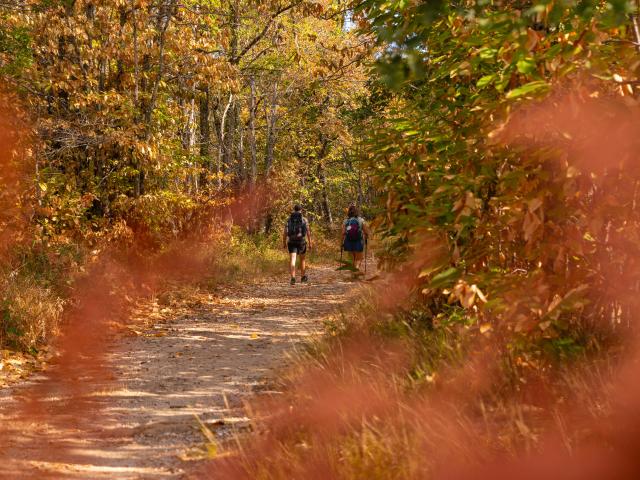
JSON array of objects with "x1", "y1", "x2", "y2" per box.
[{"x1": 0, "y1": 264, "x2": 357, "y2": 479}]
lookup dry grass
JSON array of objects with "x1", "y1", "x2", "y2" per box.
[
  {"x1": 195, "y1": 273, "x2": 626, "y2": 480},
  {"x1": 0, "y1": 275, "x2": 64, "y2": 351},
  {"x1": 0, "y1": 244, "x2": 79, "y2": 352},
  {"x1": 0, "y1": 227, "x2": 337, "y2": 353}
]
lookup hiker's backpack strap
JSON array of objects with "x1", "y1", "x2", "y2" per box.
[{"x1": 286, "y1": 216, "x2": 293, "y2": 237}]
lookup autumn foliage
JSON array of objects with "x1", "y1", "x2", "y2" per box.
[
  {"x1": 194, "y1": 1, "x2": 640, "y2": 478},
  {"x1": 0, "y1": 0, "x2": 370, "y2": 351},
  {"x1": 5, "y1": 0, "x2": 640, "y2": 478}
]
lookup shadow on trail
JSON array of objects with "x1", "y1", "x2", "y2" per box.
[{"x1": 0, "y1": 259, "x2": 356, "y2": 478}]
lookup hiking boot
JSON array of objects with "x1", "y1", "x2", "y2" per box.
[
  {"x1": 301, "y1": 275, "x2": 308, "y2": 283},
  {"x1": 290, "y1": 277, "x2": 296, "y2": 285}
]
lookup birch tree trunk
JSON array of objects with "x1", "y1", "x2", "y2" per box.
[
  {"x1": 215, "y1": 93, "x2": 234, "y2": 190},
  {"x1": 225, "y1": 97, "x2": 237, "y2": 176}
]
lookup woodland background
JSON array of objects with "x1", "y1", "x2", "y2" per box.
[
  {"x1": 3, "y1": 0, "x2": 640, "y2": 477},
  {"x1": 0, "y1": 0, "x2": 374, "y2": 351}
]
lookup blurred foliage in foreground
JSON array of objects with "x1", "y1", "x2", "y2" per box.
[
  {"x1": 355, "y1": 0, "x2": 640, "y2": 360},
  {"x1": 202, "y1": 2, "x2": 640, "y2": 478}
]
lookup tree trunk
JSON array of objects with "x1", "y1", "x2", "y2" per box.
[
  {"x1": 316, "y1": 138, "x2": 333, "y2": 225},
  {"x1": 236, "y1": 100, "x2": 246, "y2": 184},
  {"x1": 223, "y1": 0, "x2": 240, "y2": 178},
  {"x1": 264, "y1": 80, "x2": 279, "y2": 177},
  {"x1": 195, "y1": 85, "x2": 208, "y2": 190},
  {"x1": 318, "y1": 162, "x2": 333, "y2": 225},
  {"x1": 182, "y1": 93, "x2": 196, "y2": 151},
  {"x1": 131, "y1": 0, "x2": 139, "y2": 103},
  {"x1": 199, "y1": 87, "x2": 210, "y2": 157},
  {"x1": 248, "y1": 76, "x2": 258, "y2": 187},
  {"x1": 215, "y1": 93, "x2": 234, "y2": 190},
  {"x1": 144, "y1": 5, "x2": 171, "y2": 134},
  {"x1": 224, "y1": 96, "x2": 236, "y2": 175}
]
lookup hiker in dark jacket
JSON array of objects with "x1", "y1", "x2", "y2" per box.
[
  {"x1": 283, "y1": 204, "x2": 312, "y2": 285},
  {"x1": 342, "y1": 205, "x2": 369, "y2": 271}
]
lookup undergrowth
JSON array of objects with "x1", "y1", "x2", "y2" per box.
[
  {"x1": 0, "y1": 242, "x2": 82, "y2": 352},
  {"x1": 201, "y1": 225, "x2": 337, "y2": 288},
  {"x1": 205, "y1": 276, "x2": 622, "y2": 480},
  {"x1": 0, "y1": 224, "x2": 338, "y2": 354}
]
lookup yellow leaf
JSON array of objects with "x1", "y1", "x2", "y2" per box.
[
  {"x1": 539, "y1": 321, "x2": 551, "y2": 331},
  {"x1": 206, "y1": 443, "x2": 218, "y2": 458},
  {"x1": 471, "y1": 284, "x2": 488, "y2": 303},
  {"x1": 480, "y1": 323, "x2": 492, "y2": 334}
]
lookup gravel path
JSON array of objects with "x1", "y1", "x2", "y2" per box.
[{"x1": 0, "y1": 264, "x2": 355, "y2": 479}]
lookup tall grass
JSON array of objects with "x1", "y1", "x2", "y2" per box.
[
  {"x1": 198, "y1": 271, "x2": 625, "y2": 480},
  {"x1": 0, "y1": 243, "x2": 83, "y2": 352}
]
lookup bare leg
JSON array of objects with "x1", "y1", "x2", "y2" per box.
[
  {"x1": 353, "y1": 251, "x2": 363, "y2": 270},
  {"x1": 349, "y1": 251, "x2": 357, "y2": 269},
  {"x1": 289, "y1": 252, "x2": 297, "y2": 278},
  {"x1": 300, "y1": 254, "x2": 306, "y2": 277}
]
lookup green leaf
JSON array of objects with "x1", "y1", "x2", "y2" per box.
[
  {"x1": 476, "y1": 74, "x2": 496, "y2": 88},
  {"x1": 478, "y1": 47, "x2": 498, "y2": 60},
  {"x1": 516, "y1": 58, "x2": 537, "y2": 74},
  {"x1": 428, "y1": 267, "x2": 461, "y2": 289},
  {"x1": 506, "y1": 80, "x2": 549, "y2": 99}
]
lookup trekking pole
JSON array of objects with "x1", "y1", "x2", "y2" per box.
[{"x1": 364, "y1": 238, "x2": 368, "y2": 275}]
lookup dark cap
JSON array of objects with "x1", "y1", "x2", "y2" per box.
[{"x1": 293, "y1": 204, "x2": 302, "y2": 212}]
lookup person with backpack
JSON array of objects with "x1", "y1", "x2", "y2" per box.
[
  {"x1": 283, "y1": 204, "x2": 312, "y2": 285},
  {"x1": 342, "y1": 204, "x2": 369, "y2": 272}
]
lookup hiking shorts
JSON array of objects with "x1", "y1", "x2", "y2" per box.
[
  {"x1": 343, "y1": 239, "x2": 364, "y2": 253},
  {"x1": 288, "y1": 242, "x2": 307, "y2": 254}
]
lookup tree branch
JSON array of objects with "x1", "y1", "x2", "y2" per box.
[{"x1": 230, "y1": 1, "x2": 300, "y2": 64}]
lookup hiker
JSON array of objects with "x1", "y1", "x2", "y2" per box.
[
  {"x1": 342, "y1": 205, "x2": 369, "y2": 272},
  {"x1": 283, "y1": 204, "x2": 312, "y2": 285}
]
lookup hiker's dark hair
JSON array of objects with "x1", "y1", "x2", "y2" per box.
[
  {"x1": 293, "y1": 204, "x2": 302, "y2": 212},
  {"x1": 347, "y1": 205, "x2": 359, "y2": 218}
]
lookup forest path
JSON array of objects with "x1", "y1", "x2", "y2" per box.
[{"x1": 0, "y1": 263, "x2": 358, "y2": 479}]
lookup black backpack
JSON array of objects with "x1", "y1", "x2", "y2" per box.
[
  {"x1": 287, "y1": 212, "x2": 307, "y2": 243},
  {"x1": 345, "y1": 217, "x2": 362, "y2": 241}
]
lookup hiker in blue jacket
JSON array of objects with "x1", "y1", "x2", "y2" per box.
[
  {"x1": 283, "y1": 204, "x2": 312, "y2": 285},
  {"x1": 342, "y1": 205, "x2": 369, "y2": 272}
]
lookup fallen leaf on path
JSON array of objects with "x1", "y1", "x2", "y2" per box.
[
  {"x1": 148, "y1": 331, "x2": 167, "y2": 337},
  {"x1": 206, "y1": 443, "x2": 217, "y2": 458}
]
